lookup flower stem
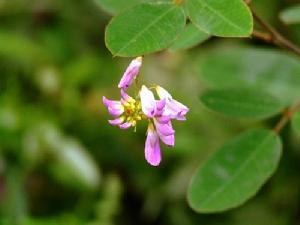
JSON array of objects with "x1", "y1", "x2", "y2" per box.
[
  {"x1": 134, "y1": 77, "x2": 140, "y2": 99},
  {"x1": 273, "y1": 100, "x2": 300, "y2": 134}
]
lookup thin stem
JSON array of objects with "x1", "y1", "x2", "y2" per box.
[
  {"x1": 134, "y1": 78, "x2": 140, "y2": 99},
  {"x1": 273, "y1": 100, "x2": 300, "y2": 134},
  {"x1": 252, "y1": 30, "x2": 272, "y2": 42},
  {"x1": 250, "y1": 7, "x2": 300, "y2": 57}
]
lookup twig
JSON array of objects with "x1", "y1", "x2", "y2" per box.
[
  {"x1": 273, "y1": 100, "x2": 300, "y2": 134},
  {"x1": 250, "y1": 8, "x2": 300, "y2": 57},
  {"x1": 252, "y1": 30, "x2": 272, "y2": 42}
]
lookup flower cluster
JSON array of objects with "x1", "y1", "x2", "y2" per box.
[{"x1": 103, "y1": 57, "x2": 188, "y2": 166}]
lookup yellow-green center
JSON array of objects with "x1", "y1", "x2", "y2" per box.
[{"x1": 122, "y1": 99, "x2": 145, "y2": 127}]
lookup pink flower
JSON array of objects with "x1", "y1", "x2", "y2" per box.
[
  {"x1": 103, "y1": 56, "x2": 188, "y2": 167},
  {"x1": 139, "y1": 85, "x2": 177, "y2": 165},
  {"x1": 118, "y1": 57, "x2": 143, "y2": 90}
]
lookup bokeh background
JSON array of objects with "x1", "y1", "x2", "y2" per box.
[{"x1": 1, "y1": 0, "x2": 300, "y2": 224}]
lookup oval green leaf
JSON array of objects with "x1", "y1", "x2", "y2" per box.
[
  {"x1": 169, "y1": 23, "x2": 210, "y2": 51},
  {"x1": 188, "y1": 129, "x2": 282, "y2": 213},
  {"x1": 200, "y1": 47, "x2": 300, "y2": 105},
  {"x1": 200, "y1": 88, "x2": 283, "y2": 120},
  {"x1": 94, "y1": 0, "x2": 144, "y2": 15},
  {"x1": 186, "y1": 0, "x2": 253, "y2": 37},
  {"x1": 94, "y1": 0, "x2": 171, "y2": 15},
  {"x1": 279, "y1": 5, "x2": 300, "y2": 25},
  {"x1": 105, "y1": 2, "x2": 186, "y2": 57}
]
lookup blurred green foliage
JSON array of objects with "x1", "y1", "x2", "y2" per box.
[{"x1": 0, "y1": 0, "x2": 300, "y2": 225}]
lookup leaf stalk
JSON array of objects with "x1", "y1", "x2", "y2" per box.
[{"x1": 273, "y1": 100, "x2": 300, "y2": 134}]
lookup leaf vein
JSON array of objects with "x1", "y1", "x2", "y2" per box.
[
  {"x1": 199, "y1": 133, "x2": 274, "y2": 208},
  {"x1": 115, "y1": 5, "x2": 178, "y2": 55}
]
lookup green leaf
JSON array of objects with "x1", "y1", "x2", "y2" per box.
[
  {"x1": 200, "y1": 47, "x2": 300, "y2": 105},
  {"x1": 200, "y1": 88, "x2": 283, "y2": 120},
  {"x1": 105, "y1": 2, "x2": 186, "y2": 57},
  {"x1": 169, "y1": 23, "x2": 210, "y2": 51},
  {"x1": 188, "y1": 129, "x2": 282, "y2": 213},
  {"x1": 279, "y1": 5, "x2": 300, "y2": 25},
  {"x1": 94, "y1": 0, "x2": 144, "y2": 15},
  {"x1": 186, "y1": 0, "x2": 253, "y2": 37},
  {"x1": 94, "y1": 0, "x2": 173, "y2": 15},
  {"x1": 292, "y1": 111, "x2": 300, "y2": 134}
]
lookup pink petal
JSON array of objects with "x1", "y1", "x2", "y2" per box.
[
  {"x1": 102, "y1": 96, "x2": 114, "y2": 107},
  {"x1": 102, "y1": 96, "x2": 124, "y2": 117},
  {"x1": 118, "y1": 57, "x2": 142, "y2": 90},
  {"x1": 108, "y1": 117, "x2": 124, "y2": 125},
  {"x1": 154, "y1": 120, "x2": 175, "y2": 136},
  {"x1": 167, "y1": 99, "x2": 189, "y2": 119},
  {"x1": 155, "y1": 86, "x2": 189, "y2": 120},
  {"x1": 155, "y1": 99, "x2": 166, "y2": 116},
  {"x1": 145, "y1": 125, "x2": 161, "y2": 166},
  {"x1": 159, "y1": 134, "x2": 175, "y2": 147},
  {"x1": 156, "y1": 99, "x2": 166, "y2": 110},
  {"x1": 175, "y1": 115, "x2": 186, "y2": 121},
  {"x1": 156, "y1": 115, "x2": 171, "y2": 124},
  {"x1": 162, "y1": 99, "x2": 189, "y2": 120},
  {"x1": 108, "y1": 107, "x2": 124, "y2": 117},
  {"x1": 120, "y1": 89, "x2": 132, "y2": 102},
  {"x1": 171, "y1": 99, "x2": 189, "y2": 113},
  {"x1": 119, "y1": 122, "x2": 132, "y2": 129},
  {"x1": 153, "y1": 119, "x2": 175, "y2": 146}
]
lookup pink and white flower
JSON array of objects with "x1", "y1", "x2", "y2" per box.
[
  {"x1": 140, "y1": 85, "x2": 178, "y2": 164},
  {"x1": 103, "y1": 56, "x2": 188, "y2": 166}
]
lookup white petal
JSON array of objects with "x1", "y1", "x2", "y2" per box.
[
  {"x1": 140, "y1": 85, "x2": 156, "y2": 118},
  {"x1": 156, "y1": 85, "x2": 172, "y2": 99},
  {"x1": 131, "y1": 56, "x2": 143, "y2": 67}
]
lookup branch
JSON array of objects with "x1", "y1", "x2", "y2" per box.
[
  {"x1": 273, "y1": 100, "x2": 300, "y2": 134},
  {"x1": 250, "y1": 7, "x2": 300, "y2": 57},
  {"x1": 252, "y1": 30, "x2": 272, "y2": 42}
]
